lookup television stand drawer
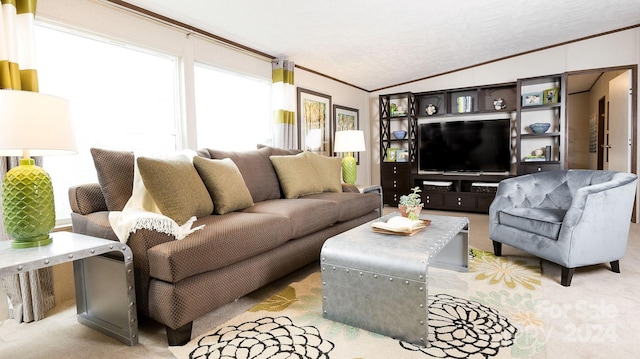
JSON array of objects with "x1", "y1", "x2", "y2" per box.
[{"x1": 444, "y1": 193, "x2": 477, "y2": 210}]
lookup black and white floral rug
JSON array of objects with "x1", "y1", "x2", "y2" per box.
[{"x1": 170, "y1": 250, "x2": 545, "y2": 359}]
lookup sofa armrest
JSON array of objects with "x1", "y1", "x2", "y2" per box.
[
  {"x1": 69, "y1": 183, "x2": 108, "y2": 215},
  {"x1": 341, "y1": 183, "x2": 360, "y2": 193}
]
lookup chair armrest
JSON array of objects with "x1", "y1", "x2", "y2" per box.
[
  {"x1": 557, "y1": 174, "x2": 637, "y2": 266},
  {"x1": 562, "y1": 174, "x2": 637, "y2": 229},
  {"x1": 69, "y1": 183, "x2": 107, "y2": 215}
]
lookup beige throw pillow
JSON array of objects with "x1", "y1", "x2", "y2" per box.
[
  {"x1": 137, "y1": 155, "x2": 213, "y2": 225},
  {"x1": 193, "y1": 156, "x2": 254, "y2": 214},
  {"x1": 270, "y1": 152, "x2": 324, "y2": 199},
  {"x1": 304, "y1": 151, "x2": 343, "y2": 192}
]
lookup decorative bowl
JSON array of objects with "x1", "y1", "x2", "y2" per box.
[
  {"x1": 529, "y1": 122, "x2": 551, "y2": 134},
  {"x1": 392, "y1": 130, "x2": 407, "y2": 139}
]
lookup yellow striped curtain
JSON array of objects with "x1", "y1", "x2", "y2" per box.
[
  {"x1": 272, "y1": 58, "x2": 296, "y2": 148},
  {"x1": 0, "y1": 0, "x2": 55, "y2": 323}
]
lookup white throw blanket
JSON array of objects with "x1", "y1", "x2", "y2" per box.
[{"x1": 108, "y1": 150, "x2": 205, "y2": 243}]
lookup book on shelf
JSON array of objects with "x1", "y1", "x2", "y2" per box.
[
  {"x1": 523, "y1": 156, "x2": 546, "y2": 162},
  {"x1": 371, "y1": 216, "x2": 431, "y2": 236}
]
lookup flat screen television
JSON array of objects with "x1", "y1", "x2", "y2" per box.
[{"x1": 418, "y1": 119, "x2": 511, "y2": 173}]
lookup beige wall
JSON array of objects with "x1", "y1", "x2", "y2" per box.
[{"x1": 567, "y1": 92, "x2": 591, "y2": 169}]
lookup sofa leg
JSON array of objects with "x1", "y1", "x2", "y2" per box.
[
  {"x1": 492, "y1": 241, "x2": 502, "y2": 256},
  {"x1": 561, "y1": 267, "x2": 575, "y2": 287},
  {"x1": 166, "y1": 322, "x2": 193, "y2": 346},
  {"x1": 610, "y1": 260, "x2": 620, "y2": 273}
]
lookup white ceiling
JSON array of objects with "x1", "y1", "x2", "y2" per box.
[{"x1": 121, "y1": 0, "x2": 640, "y2": 91}]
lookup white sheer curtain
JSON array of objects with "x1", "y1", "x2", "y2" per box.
[
  {"x1": 0, "y1": 0, "x2": 56, "y2": 322},
  {"x1": 272, "y1": 58, "x2": 296, "y2": 148}
]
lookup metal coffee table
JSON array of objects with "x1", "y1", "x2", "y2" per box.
[{"x1": 321, "y1": 212, "x2": 469, "y2": 347}]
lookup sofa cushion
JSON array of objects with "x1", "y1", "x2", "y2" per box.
[
  {"x1": 302, "y1": 192, "x2": 380, "y2": 222},
  {"x1": 304, "y1": 151, "x2": 343, "y2": 192},
  {"x1": 193, "y1": 156, "x2": 254, "y2": 214},
  {"x1": 201, "y1": 147, "x2": 282, "y2": 202},
  {"x1": 499, "y1": 207, "x2": 566, "y2": 239},
  {"x1": 242, "y1": 198, "x2": 339, "y2": 238},
  {"x1": 90, "y1": 148, "x2": 134, "y2": 211},
  {"x1": 270, "y1": 152, "x2": 324, "y2": 199},
  {"x1": 137, "y1": 155, "x2": 214, "y2": 225},
  {"x1": 147, "y1": 212, "x2": 292, "y2": 282}
]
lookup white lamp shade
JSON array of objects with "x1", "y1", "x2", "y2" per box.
[
  {"x1": 0, "y1": 90, "x2": 77, "y2": 157},
  {"x1": 334, "y1": 130, "x2": 366, "y2": 153}
]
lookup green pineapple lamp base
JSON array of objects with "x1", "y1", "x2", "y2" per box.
[
  {"x1": 342, "y1": 153, "x2": 357, "y2": 185},
  {"x1": 2, "y1": 158, "x2": 55, "y2": 248}
]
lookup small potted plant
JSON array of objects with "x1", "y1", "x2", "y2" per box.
[{"x1": 398, "y1": 186, "x2": 423, "y2": 220}]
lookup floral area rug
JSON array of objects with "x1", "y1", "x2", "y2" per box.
[{"x1": 169, "y1": 249, "x2": 545, "y2": 359}]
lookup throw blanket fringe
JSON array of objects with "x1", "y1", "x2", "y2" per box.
[
  {"x1": 109, "y1": 149, "x2": 205, "y2": 243},
  {"x1": 128, "y1": 213, "x2": 204, "y2": 240}
]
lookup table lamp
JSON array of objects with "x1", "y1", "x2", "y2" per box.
[
  {"x1": 333, "y1": 130, "x2": 366, "y2": 185},
  {"x1": 0, "y1": 90, "x2": 76, "y2": 248}
]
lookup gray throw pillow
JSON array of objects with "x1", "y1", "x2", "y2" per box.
[{"x1": 90, "y1": 148, "x2": 134, "y2": 211}]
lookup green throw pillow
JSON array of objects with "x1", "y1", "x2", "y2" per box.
[
  {"x1": 137, "y1": 155, "x2": 213, "y2": 225},
  {"x1": 304, "y1": 151, "x2": 343, "y2": 192},
  {"x1": 193, "y1": 156, "x2": 254, "y2": 214},
  {"x1": 270, "y1": 152, "x2": 324, "y2": 199}
]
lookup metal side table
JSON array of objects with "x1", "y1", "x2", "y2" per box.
[{"x1": 0, "y1": 231, "x2": 138, "y2": 345}]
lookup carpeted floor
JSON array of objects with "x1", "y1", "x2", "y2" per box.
[{"x1": 1, "y1": 209, "x2": 639, "y2": 358}]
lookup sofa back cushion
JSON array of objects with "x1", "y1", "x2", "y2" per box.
[
  {"x1": 193, "y1": 156, "x2": 254, "y2": 214},
  {"x1": 256, "y1": 144, "x2": 303, "y2": 156},
  {"x1": 90, "y1": 148, "x2": 134, "y2": 211},
  {"x1": 137, "y1": 155, "x2": 213, "y2": 225},
  {"x1": 198, "y1": 147, "x2": 282, "y2": 202}
]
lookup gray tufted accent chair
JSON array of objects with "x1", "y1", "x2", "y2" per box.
[{"x1": 489, "y1": 169, "x2": 637, "y2": 286}]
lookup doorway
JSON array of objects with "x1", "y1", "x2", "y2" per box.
[{"x1": 566, "y1": 65, "x2": 637, "y2": 220}]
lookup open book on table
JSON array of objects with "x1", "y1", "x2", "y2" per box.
[{"x1": 371, "y1": 216, "x2": 431, "y2": 236}]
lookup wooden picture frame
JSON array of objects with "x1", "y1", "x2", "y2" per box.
[
  {"x1": 543, "y1": 87, "x2": 559, "y2": 104},
  {"x1": 522, "y1": 92, "x2": 543, "y2": 106},
  {"x1": 386, "y1": 147, "x2": 398, "y2": 162},
  {"x1": 297, "y1": 88, "x2": 332, "y2": 155},
  {"x1": 333, "y1": 104, "x2": 360, "y2": 164}
]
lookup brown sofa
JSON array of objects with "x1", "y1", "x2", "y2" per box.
[{"x1": 68, "y1": 146, "x2": 381, "y2": 345}]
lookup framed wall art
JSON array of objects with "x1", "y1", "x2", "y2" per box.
[
  {"x1": 333, "y1": 104, "x2": 360, "y2": 164},
  {"x1": 297, "y1": 88, "x2": 332, "y2": 155}
]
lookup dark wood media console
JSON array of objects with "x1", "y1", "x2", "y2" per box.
[{"x1": 414, "y1": 173, "x2": 511, "y2": 213}]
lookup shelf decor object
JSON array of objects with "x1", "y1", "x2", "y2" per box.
[
  {"x1": 0, "y1": 90, "x2": 76, "y2": 248},
  {"x1": 392, "y1": 130, "x2": 407, "y2": 139},
  {"x1": 522, "y1": 92, "x2": 543, "y2": 106},
  {"x1": 543, "y1": 87, "x2": 559, "y2": 104},
  {"x1": 529, "y1": 122, "x2": 551, "y2": 134},
  {"x1": 333, "y1": 130, "x2": 365, "y2": 185}
]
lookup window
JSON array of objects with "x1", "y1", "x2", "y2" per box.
[
  {"x1": 194, "y1": 63, "x2": 272, "y2": 150},
  {"x1": 35, "y1": 25, "x2": 179, "y2": 224}
]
